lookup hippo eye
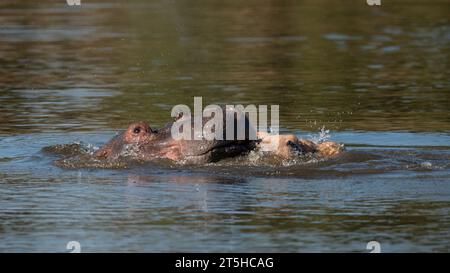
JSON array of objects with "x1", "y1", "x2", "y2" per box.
[{"x1": 133, "y1": 127, "x2": 141, "y2": 134}]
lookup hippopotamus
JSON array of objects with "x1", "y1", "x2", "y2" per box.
[
  {"x1": 93, "y1": 121, "x2": 257, "y2": 164},
  {"x1": 90, "y1": 108, "x2": 344, "y2": 164}
]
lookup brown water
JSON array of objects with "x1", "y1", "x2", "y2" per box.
[{"x1": 0, "y1": 0, "x2": 449, "y2": 252}]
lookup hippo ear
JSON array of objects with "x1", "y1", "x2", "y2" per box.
[
  {"x1": 146, "y1": 123, "x2": 155, "y2": 133},
  {"x1": 140, "y1": 122, "x2": 154, "y2": 134}
]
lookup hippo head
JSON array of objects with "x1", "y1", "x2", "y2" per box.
[
  {"x1": 93, "y1": 122, "x2": 157, "y2": 160},
  {"x1": 93, "y1": 118, "x2": 257, "y2": 164}
]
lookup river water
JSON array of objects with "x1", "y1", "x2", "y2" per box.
[{"x1": 0, "y1": 0, "x2": 449, "y2": 252}]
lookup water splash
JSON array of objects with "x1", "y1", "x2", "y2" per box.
[{"x1": 309, "y1": 126, "x2": 331, "y2": 144}]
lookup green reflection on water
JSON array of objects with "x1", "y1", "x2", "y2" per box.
[{"x1": 0, "y1": 0, "x2": 448, "y2": 135}]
